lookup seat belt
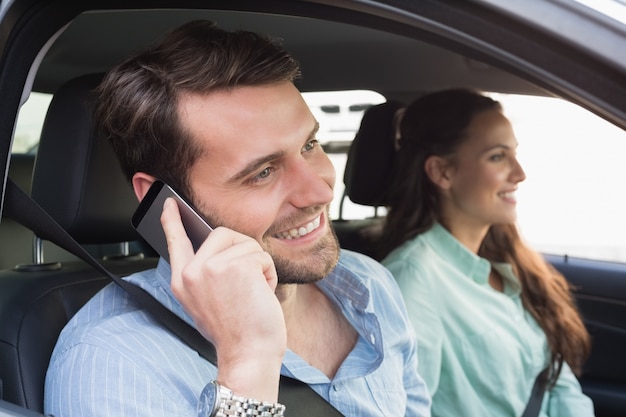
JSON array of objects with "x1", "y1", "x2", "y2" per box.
[
  {"x1": 521, "y1": 357, "x2": 563, "y2": 417},
  {"x1": 520, "y1": 366, "x2": 549, "y2": 417},
  {"x1": 4, "y1": 178, "x2": 343, "y2": 417}
]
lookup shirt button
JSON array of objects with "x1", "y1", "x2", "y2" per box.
[
  {"x1": 333, "y1": 384, "x2": 340, "y2": 391},
  {"x1": 370, "y1": 334, "x2": 376, "y2": 344}
]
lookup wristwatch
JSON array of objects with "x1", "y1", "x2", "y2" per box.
[{"x1": 205, "y1": 380, "x2": 286, "y2": 417}]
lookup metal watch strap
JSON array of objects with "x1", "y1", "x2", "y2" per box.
[{"x1": 212, "y1": 381, "x2": 286, "y2": 417}]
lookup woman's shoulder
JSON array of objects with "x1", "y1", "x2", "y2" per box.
[{"x1": 382, "y1": 229, "x2": 439, "y2": 270}]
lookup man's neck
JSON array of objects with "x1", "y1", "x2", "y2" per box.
[{"x1": 277, "y1": 282, "x2": 358, "y2": 379}]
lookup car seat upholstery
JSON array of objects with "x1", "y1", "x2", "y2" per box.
[
  {"x1": 333, "y1": 101, "x2": 404, "y2": 258},
  {"x1": 0, "y1": 74, "x2": 158, "y2": 412},
  {"x1": 31, "y1": 74, "x2": 139, "y2": 247},
  {"x1": 0, "y1": 154, "x2": 36, "y2": 269}
]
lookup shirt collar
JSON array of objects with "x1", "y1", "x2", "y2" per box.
[
  {"x1": 492, "y1": 262, "x2": 522, "y2": 296},
  {"x1": 425, "y1": 222, "x2": 491, "y2": 285},
  {"x1": 283, "y1": 251, "x2": 384, "y2": 382},
  {"x1": 424, "y1": 223, "x2": 522, "y2": 294},
  {"x1": 146, "y1": 252, "x2": 374, "y2": 320},
  {"x1": 317, "y1": 251, "x2": 371, "y2": 312}
]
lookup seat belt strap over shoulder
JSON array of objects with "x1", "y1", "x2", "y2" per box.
[
  {"x1": 521, "y1": 361, "x2": 558, "y2": 417},
  {"x1": 3, "y1": 179, "x2": 343, "y2": 417},
  {"x1": 521, "y1": 368, "x2": 546, "y2": 417}
]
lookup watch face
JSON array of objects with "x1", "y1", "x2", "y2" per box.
[{"x1": 202, "y1": 381, "x2": 220, "y2": 417}]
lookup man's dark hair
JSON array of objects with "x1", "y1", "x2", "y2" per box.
[{"x1": 95, "y1": 20, "x2": 301, "y2": 199}]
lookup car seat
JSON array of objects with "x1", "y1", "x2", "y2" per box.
[
  {"x1": 332, "y1": 101, "x2": 404, "y2": 258},
  {"x1": 0, "y1": 74, "x2": 157, "y2": 412},
  {"x1": 0, "y1": 154, "x2": 36, "y2": 269}
]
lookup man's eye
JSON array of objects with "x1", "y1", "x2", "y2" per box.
[
  {"x1": 302, "y1": 139, "x2": 319, "y2": 152},
  {"x1": 255, "y1": 167, "x2": 273, "y2": 180}
]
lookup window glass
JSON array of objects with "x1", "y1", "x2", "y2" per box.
[
  {"x1": 492, "y1": 93, "x2": 626, "y2": 263},
  {"x1": 305, "y1": 89, "x2": 626, "y2": 263},
  {"x1": 573, "y1": 0, "x2": 626, "y2": 24},
  {"x1": 302, "y1": 90, "x2": 386, "y2": 221},
  {"x1": 12, "y1": 92, "x2": 52, "y2": 153},
  {"x1": 15, "y1": 89, "x2": 626, "y2": 263}
]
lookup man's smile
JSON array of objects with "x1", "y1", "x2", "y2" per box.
[{"x1": 273, "y1": 214, "x2": 322, "y2": 240}]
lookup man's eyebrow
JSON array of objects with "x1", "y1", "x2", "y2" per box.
[
  {"x1": 228, "y1": 151, "x2": 285, "y2": 183},
  {"x1": 228, "y1": 122, "x2": 320, "y2": 183}
]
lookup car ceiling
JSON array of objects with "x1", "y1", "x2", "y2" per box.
[
  {"x1": 33, "y1": 8, "x2": 545, "y2": 99},
  {"x1": 1, "y1": 0, "x2": 624, "y2": 223}
]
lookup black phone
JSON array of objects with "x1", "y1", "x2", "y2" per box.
[{"x1": 131, "y1": 180, "x2": 213, "y2": 263}]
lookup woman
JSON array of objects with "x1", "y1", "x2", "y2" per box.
[{"x1": 379, "y1": 89, "x2": 593, "y2": 416}]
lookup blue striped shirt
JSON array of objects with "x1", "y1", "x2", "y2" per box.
[{"x1": 44, "y1": 250, "x2": 431, "y2": 416}]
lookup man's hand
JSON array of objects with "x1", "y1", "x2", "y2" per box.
[{"x1": 160, "y1": 197, "x2": 286, "y2": 401}]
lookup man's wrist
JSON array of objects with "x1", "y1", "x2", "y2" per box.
[
  {"x1": 201, "y1": 380, "x2": 286, "y2": 417},
  {"x1": 216, "y1": 348, "x2": 284, "y2": 401}
]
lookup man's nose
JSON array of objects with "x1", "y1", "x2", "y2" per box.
[{"x1": 287, "y1": 154, "x2": 335, "y2": 208}]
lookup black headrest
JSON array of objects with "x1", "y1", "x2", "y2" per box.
[
  {"x1": 31, "y1": 74, "x2": 140, "y2": 244},
  {"x1": 343, "y1": 101, "x2": 404, "y2": 207}
]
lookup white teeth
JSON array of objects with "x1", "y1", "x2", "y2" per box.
[{"x1": 275, "y1": 216, "x2": 321, "y2": 240}]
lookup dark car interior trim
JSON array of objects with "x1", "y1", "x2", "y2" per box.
[{"x1": 1, "y1": 1, "x2": 625, "y2": 416}]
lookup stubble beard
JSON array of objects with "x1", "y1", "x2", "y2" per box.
[
  {"x1": 196, "y1": 199, "x2": 341, "y2": 285},
  {"x1": 267, "y1": 226, "x2": 340, "y2": 285}
]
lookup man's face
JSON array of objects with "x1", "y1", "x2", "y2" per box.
[{"x1": 179, "y1": 82, "x2": 339, "y2": 284}]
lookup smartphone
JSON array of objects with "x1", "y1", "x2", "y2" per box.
[{"x1": 131, "y1": 180, "x2": 213, "y2": 263}]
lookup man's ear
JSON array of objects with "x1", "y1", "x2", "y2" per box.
[
  {"x1": 424, "y1": 155, "x2": 453, "y2": 190},
  {"x1": 131, "y1": 172, "x2": 157, "y2": 202}
]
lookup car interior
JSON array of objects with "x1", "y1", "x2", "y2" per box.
[
  {"x1": 0, "y1": 1, "x2": 625, "y2": 416},
  {"x1": 0, "y1": 72, "x2": 158, "y2": 412}
]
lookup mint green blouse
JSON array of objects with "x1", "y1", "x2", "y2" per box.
[{"x1": 382, "y1": 222, "x2": 594, "y2": 417}]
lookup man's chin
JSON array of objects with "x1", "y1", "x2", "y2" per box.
[{"x1": 271, "y1": 232, "x2": 340, "y2": 285}]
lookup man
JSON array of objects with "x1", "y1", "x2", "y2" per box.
[{"x1": 44, "y1": 20, "x2": 430, "y2": 416}]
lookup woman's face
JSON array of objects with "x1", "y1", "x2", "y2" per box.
[{"x1": 440, "y1": 109, "x2": 526, "y2": 230}]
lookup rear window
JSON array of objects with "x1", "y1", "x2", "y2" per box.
[
  {"x1": 13, "y1": 92, "x2": 52, "y2": 154},
  {"x1": 302, "y1": 90, "x2": 386, "y2": 221}
]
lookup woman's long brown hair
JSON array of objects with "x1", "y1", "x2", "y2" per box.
[{"x1": 377, "y1": 89, "x2": 590, "y2": 381}]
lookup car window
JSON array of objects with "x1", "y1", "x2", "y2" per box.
[
  {"x1": 303, "y1": 89, "x2": 386, "y2": 146},
  {"x1": 573, "y1": 0, "x2": 626, "y2": 24},
  {"x1": 301, "y1": 90, "x2": 386, "y2": 222},
  {"x1": 13, "y1": 92, "x2": 52, "y2": 154},
  {"x1": 308, "y1": 90, "x2": 626, "y2": 264},
  {"x1": 493, "y1": 93, "x2": 626, "y2": 263},
  {"x1": 13, "y1": 90, "x2": 626, "y2": 263}
]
